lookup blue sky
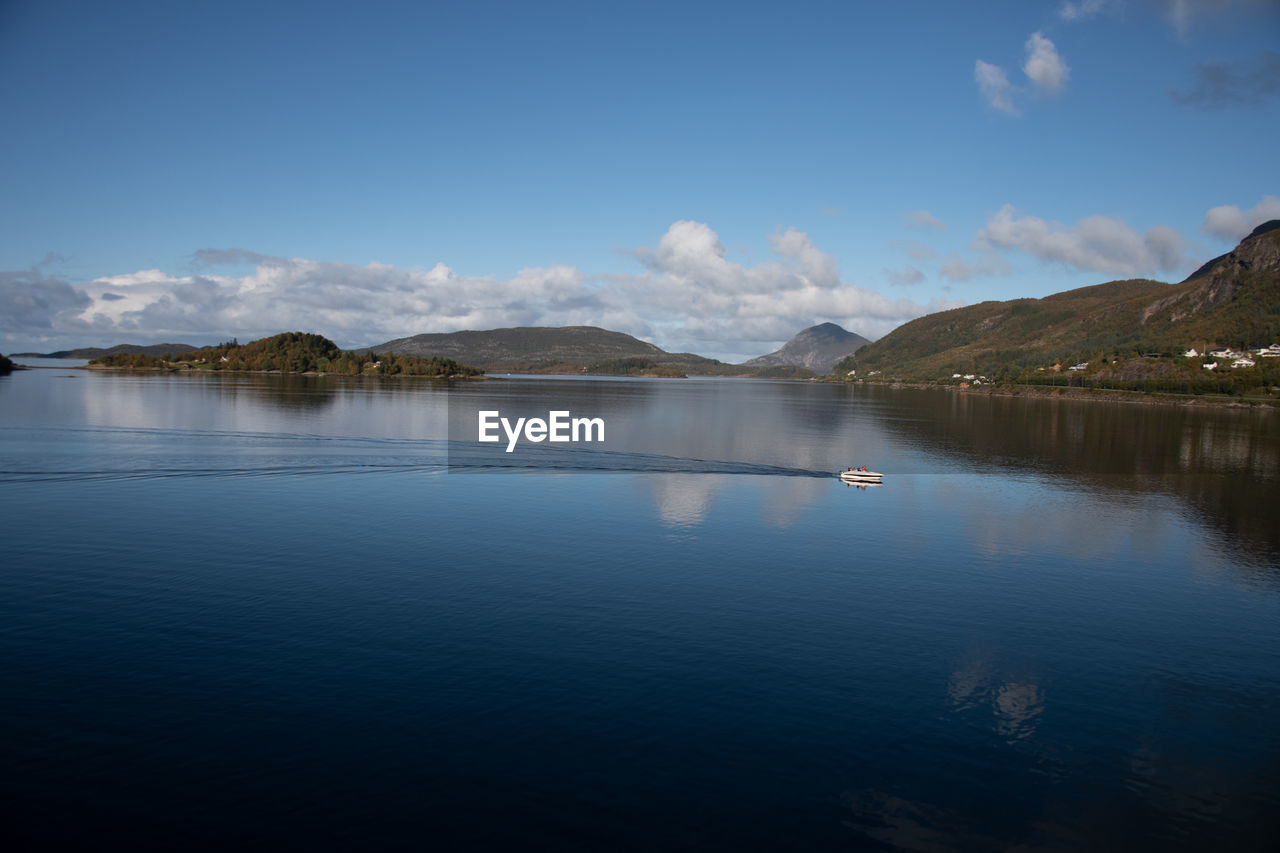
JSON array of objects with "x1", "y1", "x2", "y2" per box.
[{"x1": 2, "y1": 0, "x2": 1277, "y2": 360}]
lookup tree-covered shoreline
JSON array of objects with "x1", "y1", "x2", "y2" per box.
[{"x1": 88, "y1": 332, "x2": 484, "y2": 378}]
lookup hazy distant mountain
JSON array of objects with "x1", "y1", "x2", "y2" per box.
[
  {"x1": 742, "y1": 323, "x2": 871, "y2": 373},
  {"x1": 836, "y1": 220, "x2": 1280, "y2": 380},
  {"x1": 372, "y1": 325, "x2": 734, "y2": 375},
  {"x1": 13, "y1": 343, "x2": 197, "y2": 359}
]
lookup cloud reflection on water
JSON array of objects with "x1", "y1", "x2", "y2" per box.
[{"x1": 947, "y1": 653, "x2": 1046, "y2": 745}]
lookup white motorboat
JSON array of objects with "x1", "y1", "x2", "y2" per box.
[{"x1": 838, "y1": 468, "x2": 883, "y2": 483}]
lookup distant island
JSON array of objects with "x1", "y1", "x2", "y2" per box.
[
  {"x1": 836, "y1": 220, "x2": 1280, "y2": 399},
  {"x1": 88, "y1": 332, "x2": 484, "y2": 378},
  {"x1": 14, "y1": 342, "x2": 198, "y2": 359}
]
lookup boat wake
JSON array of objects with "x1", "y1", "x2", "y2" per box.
[
  {"x1": 0, "y1": 426, "x2": 833, "y2": 483},
  {"x1": 448, "y1": 443, "x2": 831, "y2": 478}
]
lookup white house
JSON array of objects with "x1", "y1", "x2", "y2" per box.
[
  {"x1": 1233, "y1": 358, "x2": 1256, "y2": 368},
  {"x1": 1203, "y1": 362, "x2": 1217, "y2": 370},
  {"x1": 1183, "y1": 348, "x2": 1199, "y2": 357}
]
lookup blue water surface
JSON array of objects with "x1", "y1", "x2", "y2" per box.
[{"x1": 2, "y1": 367, "x2": 1278, "y2": 850}]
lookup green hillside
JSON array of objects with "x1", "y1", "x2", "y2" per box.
[{"x1": 836, "y1": 221, "x2": 1280, "y2": 394}]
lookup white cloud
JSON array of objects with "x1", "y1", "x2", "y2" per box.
[
  {"x1": 975, "y1": 32, "x2": 1069, "y2": 115},
  {"x1": 769, "y1": 226, "x2": 841, "y2": 287},
  {"x1": 1023, "y1": 32, "x2": 1070, "y2": 96},
  {"x1": 906, "y1": 210, "x2": 947, "y2": 231},
  {"x1": 976, "y1": 205, "x2": 1189, "y2": 276},
  {"x1": 0, "y1": 269, "x2": 91, "y2": 331},
  {"x1": 1201, "y1": 195, "x2": 1280, "y2": 241},
  {"x1": 1143, "y1": 225, "x2": 1187, "y2": 270},
  {"x1": 52, "y1": 258, "x2": 633, "y2": 352},
  {"x1": 975, "y1": 60, "x2": 1018, "y2": 114},
  {"x1": 625, "y1": 222, "x2": 939, "y2": 355},
  {"x1": 1059, "y1": 0, "x2": 1116, "y2": 22},
  {"x1": 3, "y1": 223, "x2": 947, "y2": 362}
]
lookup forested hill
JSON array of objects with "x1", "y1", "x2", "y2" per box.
[
  {"x1": 836, "y1": 220, "x2": 1280, "y2": 384},
  {"x1": 372, "y1": 325, "x2": 735, "y2": 375},
  {"x1": 89, "y1": 332, "x2": 483, "y2": 377}
]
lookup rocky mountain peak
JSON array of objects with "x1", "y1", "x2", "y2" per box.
[
  {"x1": 743, "y1": 323, "x2": 871, "y2": 372},
  {"x1": 1184, "y1": 219, "x2": 1280, "y2": 284}
]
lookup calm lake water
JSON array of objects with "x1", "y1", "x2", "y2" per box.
[{"x1": 2, "y1": 367, "x2": 1278, "y2": 850}]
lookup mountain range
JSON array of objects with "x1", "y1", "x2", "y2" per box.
[
  {"x1": 370, "y1": 325, "x2": 862, "y2": 376},
  {"x1": 24, "y1": 218, "x2": 1276, "y2": 386},
  {"x1": 14, "y1": 324, "x2": 866, "y2": 378}
]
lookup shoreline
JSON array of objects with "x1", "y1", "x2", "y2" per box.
[
  {"x1": 849, "y1": 379, "x2": 1277, "y2": 410},
  {"x1": 20, "y1": 362, "x2": 1278, "y2": 407},
  {"x1": 78, "y1": 364, "x2": 491, "y2": 380}
]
